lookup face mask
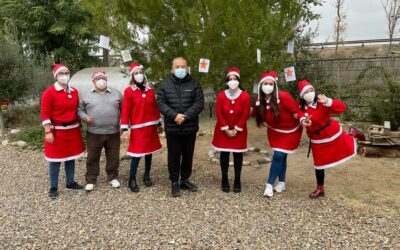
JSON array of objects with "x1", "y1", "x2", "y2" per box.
[
  {"x1": 303, "y1": 91, "x2": 315, "y2": 103},
  {"x1": 57, "y1": 75, "x2": 70, "y2": 85},
  {"x1": 95, "y1": 79, "x2": 107, "y2": 89},
  {"x1": 174, "y1": 68, "x2": 187, "y2": 79},
  {"x1": 134, "y1": 73, "x2": 144, "y2": 83},
  {"x1": 262, "y1": 85, "x2": 274, "y2": 95},
  {"x1": 227, "y1": 80, "x2": 239, "y2": 90}
]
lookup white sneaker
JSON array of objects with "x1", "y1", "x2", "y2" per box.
[
  {"x1": 263, "y1": 183, "x2": 273, "y2": 198},
  {"x1": 109, "y1": 179, "x2": 120, "y2": 188},
  {"x1": 274, "y1": 182, "x2": 286, "y2": 193},
  {"x1": 85, "y1": 183, "x2": 95, "y2": 191}
]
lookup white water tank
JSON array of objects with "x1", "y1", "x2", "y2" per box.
[{"x1": 69, "y1": 67, "x2": 130, "y2": 95}]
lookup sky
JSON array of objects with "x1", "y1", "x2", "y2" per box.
[{"x1": 308, "y1": 0, "x2": 391, "y2": 43}]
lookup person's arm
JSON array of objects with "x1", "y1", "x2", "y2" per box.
[
  {"x1": 41, "y1": 90, "x2": 54, "y2": 143},
  {"x1": 183, "y1": 81, "x2": 204, "y2": 120},
  {"x1": 156, "y1": 82, "x2": 178, "y2": 120},
  {"x1": 319, "y1": 95, "x2": 347, "y2": 114},
  {"x1": 120, "y1": 89, "x2": 131, "y2": 130},
  {"x1": 235, "y1": 93, "x2": 251, "y2": 132},
  {"x1": 77, "y1": 93, "x2": 88, "y2": 122},
  {"x1": 215, "y1": 93, "x2": 229, "y2": 131}
]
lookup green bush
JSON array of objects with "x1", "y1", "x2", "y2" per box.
[
  {"x1": 10, "y1": 126, "x2": 44, "y2": 149},
  {"x1": 4, "y1": 103, "x2": 41, "y2": 128},
  {"x1": 369, "y1": 79, "x2": 400, "y2": 130}
]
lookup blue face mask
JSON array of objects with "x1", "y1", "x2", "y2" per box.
[{"x1": 174, "y1": 68, "x2": 187, "y2": 79}]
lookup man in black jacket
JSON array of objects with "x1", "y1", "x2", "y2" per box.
[{"x1": 157, "y1": 57, "x2": 204, "y2": 197}]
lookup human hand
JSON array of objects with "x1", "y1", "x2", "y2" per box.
[
  {"x1": 317, "y1": 94, "x2": 328, "y2": 104},
  {"x1": 86, "y1": 116, "x2": 94, "y2": 125},
  {"x1": 175, "y1": 114, "x2": 186, "y2": 125},
  {"x1": 45, "y1": 132, "x2": 54, "y2": 144},
  {"x1": 301, "y1": 115, "x2": 312, "y2": 127}
]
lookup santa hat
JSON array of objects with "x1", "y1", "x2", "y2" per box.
[
  {"x1": 226, "y1": 67, "x2": 240, "y2": 79},
  {"x1": 92, "y1": 71, "x2": 107, "y2": 81},
  {"x1": 52, "y1": 64, "x2": 69, "y2": 78},
  {"x1": 255, "y1": 71, "x2": 279, "y2": 106},
  {"x1": 297, "y1": 80, "x2": 313, "y2": 97},
  {"x1": 129, "y1": 63, "x2": 143, "y2": 75}
]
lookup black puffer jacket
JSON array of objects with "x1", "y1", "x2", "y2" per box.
[{"x1": 157, "y1": 74, "x2": 204, "y2": 135}]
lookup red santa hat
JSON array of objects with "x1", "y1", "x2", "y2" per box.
[
  {"x1": 52, "y1": 64, "x2": 69, "y2": 78},
  {"x1": 255, "y1": 71, "x2": 279, "y2": 106},
  {"x1": 226, "y1": 67, "x2": 240, "y2": 79},
  {"x1": 92, "y1": 71, "x2": 107, "y2": 81},
  {"x1": 297, "y1": 80, "x2": 314, "y2": 97},
  {"x1": 129, "y1": 63, "x2": 143, "y2": 75}
]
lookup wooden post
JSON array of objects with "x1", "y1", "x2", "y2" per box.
[{"x1": 103, "y1": 48, "x2": 109, "y2": 67}]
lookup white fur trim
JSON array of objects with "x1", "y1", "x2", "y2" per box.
[
  {"x1": 120, "y1": 124, "x2": 129, "y2": 129},
  {"x1": 129, "y1": 65, "x2": 142, "y2": 75},
  {"x1": 221, "y1": 126, "x2": 229, "y2": 131},
  {"x1": 259, "y1": 76, "x2": 277, "y2": 85},
  {"x1": 224, "y1": 89, "x2": 242, "y2": 100},
  {"x1": 271, "y1": 147, "x2": 297, "y2": 154},
  {"x1": 130, "y1": 120, "x2": 160, "y2": 129},
  {"x1": 323, "y1": 98, "x2": 333, "y2": 107},
  {"x1": 42, "y1": 119, "x2": 51, "y2": 126},
  {"x1": 300, "y1": 85, "x2": 313, "y2": 97},
  {"x1": 311, "y1": 126, "x2": 342, "y2": 144},
  {"x1": 53, "y1": 66, "x2": 69, "y2": 78},
  {"x1": 45, "y1": 151, "x2": 85, "y2": 162},
  {"x1": 227, "y1": 72, "x2": 240, "y2": 78},
  {"x1": 50, "y1": 123, "x2": 80, "y2": 130},
  {"x1": 267, "y1": 124, "x2": 300, "y2": 134},
  {"x1": 212, "y1": 145, "x2": 248, "y2": 153},
  {"x1": 126, "y1": 147, "x2": 162, "y2": 157},
  {"x1": 234, "y1": 125, "x2": 243, "y2": 132},
  {"x1": 314, "y1": 139, "x2": 357, "y2": 169}
]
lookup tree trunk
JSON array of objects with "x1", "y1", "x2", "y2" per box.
[
  {"x1": 103, "y1": 48, "x2": 109, "y2": 67},
  {"x1": 0, "y1": 109, "x2": 5, "y2": 136}
]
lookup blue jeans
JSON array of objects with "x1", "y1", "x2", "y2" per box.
[
  {"x1": 48, "y1": 160, "x2": 75, "y2": 188},
  {"x1": 130, "y1": 154, "x2": 152, "y2": 177},
  {"x1": 267, "y1": 151, "x2": 288, "y2": 185}
]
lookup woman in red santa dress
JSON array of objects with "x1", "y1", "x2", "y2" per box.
[
  {"x1": 297, "y1": 80, "x2": 357, "y2": 198},
  {"x1": 212, "y1": 67, "x2": 251, "y2": 193},
  {"x1": 121, "y1": 63, "x2": 162, "y2": 193},
  {"x1": 41, "y1": 64, "x2": 85, "y2": 199},
  {"x1": 254, "y1": 71, "x2": 303, "y2": 198}
]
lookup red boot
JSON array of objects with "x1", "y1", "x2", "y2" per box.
[{"x1": 309, "y1": 185, "x2": 325, "y2": 199}]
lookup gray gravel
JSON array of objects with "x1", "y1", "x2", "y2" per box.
[{"x1": 0, "y1": 146, "x2": 399, "y2": 249}]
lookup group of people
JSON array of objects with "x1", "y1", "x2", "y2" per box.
[{"x1": 41, "y1": 57, "x2": 357, "y2": 200}]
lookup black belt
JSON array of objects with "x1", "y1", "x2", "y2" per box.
[
  {"x1": 51, "y1": 119, "x2": 79, "y2": 127},
  {"x1": 307, "y1": 119, "x2": 332, "y2": 158}
]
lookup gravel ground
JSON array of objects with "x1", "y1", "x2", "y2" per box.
[{"x1": 0, "y1": 146, "x2": 399, "y2": 249}]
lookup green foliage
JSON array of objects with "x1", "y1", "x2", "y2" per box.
[
  {"x1": 0, "y1": 0, "x2": 100, "y2": 70},
  {"x1": 3, "y1": 104, "x2": 41, "y2": 128},
  {"x1": 369, "y1": 79, "x2": 400, "y2": 130},
  {"x1": 84, "y1": 0, "x2": 321, "y2": 90},
  {"x1": 0, "y1": 37, "x2": 53, "y2": 102},
  {"x1": 9, "y1": 126, "x2": 44, "y2": 149}
]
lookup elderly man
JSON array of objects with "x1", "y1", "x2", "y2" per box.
[
  {"x1": 157, "y1": 57, "x2": 204, "y2": 197},
  {"x1": 78, "y1": 71, "x2": 122, "y2": 191}
]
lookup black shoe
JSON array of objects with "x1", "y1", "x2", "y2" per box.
[
  {"x1": 129, "y1": 176, "x2": 139, "y2": 193},
  {"x1": 48, "y1": 187, "x2": 58, "y2": 199},
  {"x1": 171, "y1": 182, "x2": 181, "y2": 197},
  {"x1": 233, "y1": 179, "x2": 241, "y2": 193},
  {"x1": 143, "y1": 173, "x2": 153, "y2": 187},
  {"x1": 66, "y1": 181, "x2": 83, "y2": 190},
  {"x1": 180, "y1": 180, "x2": 198, "y2": 192},
  {"x1": 221, "y1": 177, "x2": 230, "y2": 193}
]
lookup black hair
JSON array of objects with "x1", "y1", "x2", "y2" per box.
[{"x1": 255, "y1": 82, "x2": 279, "y2": 127}]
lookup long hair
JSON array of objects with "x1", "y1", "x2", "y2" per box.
[
  {"x1": 255, "y1": 82, "x2": 279, "y2": 127},
  {"x1": 299, "y1": 94, "x2": 318, "y2": 109},
  {"x1": 224, "y1": 75, "x2": 244, "y2": 90}
]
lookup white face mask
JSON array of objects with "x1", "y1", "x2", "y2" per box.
[
  {"x1": 95, "y1": 79, "x2": 107, "y2": 89},
  {"x1": 57, "y1": 75, "x2": 70, "y2": 85},
  {"x1": 134, "y1": 73, "x2": 144, "y2": 83},
  {"x1": 262, "y1": 84, "x2": 274, "y2": 95},
  {"x1": 303, "y1": 91, "x2": 315, "y2": 103},
  {"x1": 227, "y1": 80, "x2": 239, "y2": 90}
]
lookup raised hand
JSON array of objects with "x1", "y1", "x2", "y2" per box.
[
  {"x1": 317, "y1": 94, "x2": 328, "y2": 104},
  {"x1": 301, "y1": 115, "x2": 312, "y2": 127}
]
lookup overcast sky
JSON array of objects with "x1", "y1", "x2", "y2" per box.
[{"x1": 308, "y1": 0, "x2": 392, "y2": 43}]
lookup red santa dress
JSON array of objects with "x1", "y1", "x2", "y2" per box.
[
  {"x1": 263, "y1": 91, "x2": 303, "y2": 154},
  {"x1": 121, "y1": 84, "x2": 162, "y2": 157},
  {"x1": 41, "y1": 83, "x2": 85, "y2": 162},
  {"x1": 300, "y1": 98, "x2": 357, "y2": 169},
  {"x1": 212, "y1": 89, "x2": 251, "y2": 152}
]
